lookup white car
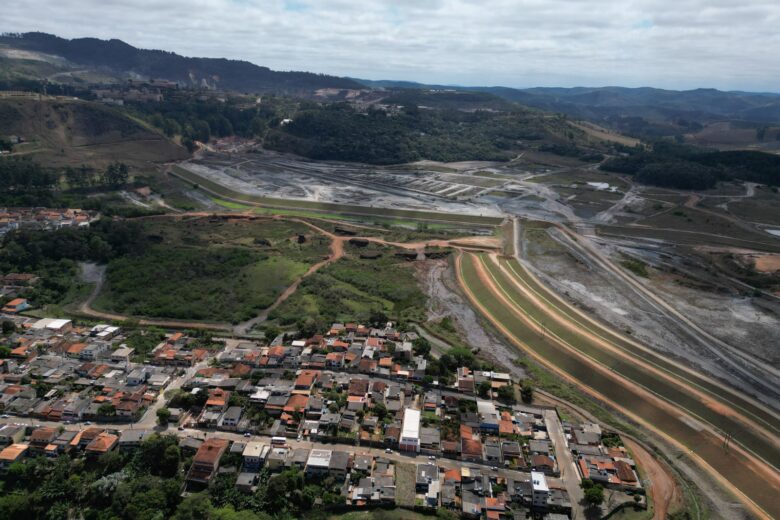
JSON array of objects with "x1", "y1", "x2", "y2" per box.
[{"x1": 385, "y1": 448, "x2": 393, "y2": 454}]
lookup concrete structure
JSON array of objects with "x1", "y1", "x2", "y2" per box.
[
  {"x1": 531, "y1": 471, "x2": 549, "y2": 509},
  {"x1": 305, "y1": 448, "x2": 332, "y2": 476},
  {"x1": 399, "y1": 408, "x2": 421, "y2": 453},
  {"x1": 242, "y1": 442, "x2": 269, "y2": 473}
]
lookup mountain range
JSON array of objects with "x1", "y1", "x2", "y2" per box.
[
  {"x1": 2, "y1": 32, "x2": 780, "y2": 140},
  {"x1": 0, "y1": 32, "x2": 362, "y2": 92}
]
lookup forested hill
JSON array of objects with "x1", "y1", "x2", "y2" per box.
[{"x1": 0, "y1": 32, "x2": 363, "y2": 92}]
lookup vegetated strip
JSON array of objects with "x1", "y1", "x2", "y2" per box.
[
  {"x1": 458, "y1": 253, "x2": 780, "y2": 519},
  {"x1": 499, "y1": 256, "x2": 780, "y2": 435},
  {"x1": 479, "y1": 254, "x2": 779, "y2": 470},
  {"x1": 170, "y1": 165, "x2": 503, "y2": 226}
]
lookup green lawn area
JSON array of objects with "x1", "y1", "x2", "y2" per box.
[
  {"x1": 210, "y1": 197, "x2": 252, "y2": 210},
  {"x1": 92, "y1": 217, "x2": 330, "y2": 323}
]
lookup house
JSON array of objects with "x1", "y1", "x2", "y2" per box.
[
  {"x1": 187, "y1": 438, "x2": 230, "y2": 485},
  {"x1": 205, "y1": 388, "x2": 230, "y2": 411},
  {"x1": 118, "y1": 430, "x2": 153, "y2": 451},
  {"x1": 329, "y1": 450, "x2": 350, "y2": 479},
  {"x1": 85, "y1": 432, "x2": 119, "y2": 457},
  {"x1": 242, "y1": 442, "x2": 269, "y2": 473},
  {"x1": 127, "y1": 367, "x2": 153, "y2": 386},
  {"x1": 219, "y1": 406, "x2": 243, "y2": 430},
  {"x1": 531, "y1": 454, "x2": 555, "y2": 474},
  {"x1": 236, "y1": 472, "x2": 258, "y2": 493},
  {"x1": 416, "y1": 463, "x2": 439, "y2": 492},
  {"x1": 0, "y1": 425, "x2": 25, "y2": 446},
  {"x1": 2, "y1": 298, "x2": 30, "y2": 314},
  {"x1": 420, "y1": 427, "x2": 441, "y2": 452},
  {"x1": 80, "y1": 342, "x2": 109, "y2": 361},
  {"x1": 72, "y1": 427, "x2": 106, "y2": 450},
  {"x1": 531, "y1": 471, "x2": 549, "y2": 509},
  {"x1": 290, "y1": 448, "x2": 310, "y2": 470},
  {"x1": 399, "y1": 408, "x2": 421, "y2": 453},
  {"x1": 30, "y1": 318, "x2": 72, "y2": 333},
  {"x1": 111, "y1": 347, "x2": 134, "y2": 363},
  {"x1": 305, "y1": 449, "x2": 332, "y2": 476},
  {"x1": 29, "y1": 427, "x2": 58, "y2": 454},
  {"x1": 294, "y1": 370, "x2": 319, "y2": 392},
  {"x1": 266, "y1": 447, "x2": 289, "y2": 471},
  {"x1": 0, "y1": 443, "x2": 28, "y2": 470}
]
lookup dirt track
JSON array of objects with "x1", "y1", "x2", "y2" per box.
[{"x1": 623, "y1": 437, "x2": 682, "y2": 520}]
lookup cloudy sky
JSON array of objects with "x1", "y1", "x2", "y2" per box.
[{"x1": 2, "y1": 0, "x2": 778, "y2": 91}]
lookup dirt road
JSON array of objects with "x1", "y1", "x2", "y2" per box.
[{"x1": 623, "y1": 437, "x2": 681, "y2": 520}]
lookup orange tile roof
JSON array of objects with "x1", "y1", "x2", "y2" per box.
[
  {"x1": 444, "y1": 468, "x2": 461, "y2": 482},
  {"x1": 462, "y1": 438, "x2": 482, "y2": 456},
  {"x1": 193, "y1": 438, "x2": 229, "y2": 466},
  {"x1": 378, "y1": 357, "x2": 393, "y2": 367},
  {"x1": 10, "y1": 345, "x2": 29, "y2": 357},
  {"x1": 268, "y1": 346, "x2": 286, "y2": 357},
  {"x1": 284, "y1": 394, "x2": 309, "y2": 412},
  {"x1": 86, "y1": 432, "x2": 118, "y2": 453},
  {"x1": 0, "y1": 443, "x2": 28, "y2": 461},
  {"x1": 499, "y1": 420, "x2": 515, "y2": 435},
  {"x1": 5, "y1": 298, "x2": 26, "y2": 306},
  {"x1": 206, "y1": 388, "x2": 230, "y2": 407},
  {"x1": 294, "y1": 370, "x2": 319, "y2": 388},
  {"x1": 67, "y1": 343, "x2": 88, "y2": 354}
]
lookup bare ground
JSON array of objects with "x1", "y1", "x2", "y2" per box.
[{"x1": 416, "y1": 258, "x2": 526, "y2": 378}]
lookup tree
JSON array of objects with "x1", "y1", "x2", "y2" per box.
[
  {"x1": 520, "y1": 381, "x2": 534, "y2": 404},
  {"x1": 249, "y1": 117, "x2": 267, "y2": 138},
  {"x1": 97, "y1": 403, "x2": 116, "y2": 417},
  {"x1": 477, "y1": 380, "x2": 492, "y2": 398},
  {"x1": 103, "y1": 162, "x2": 129, "y2": 187},
  {"x1": 583, "y1": 484, "x2": 605, "y2": 507},
  {"x1": 173, "y1": 493, "x2": 212, "y2": 520},
  {"x1": 497, "y1": 384, "x2": 516, "y2": 403},
  {"x1": 157, "y1": 407, "x2": 172, "y2": 425},
  {"x1": 1, "y1": 320, "x2": 15, "y2": 335},
  {"x1": 372, "y1": 402, "x2": 387, "y2": 420},
  {"x1": 412, "y1": 337, "x2": 431, "y2": 357}
]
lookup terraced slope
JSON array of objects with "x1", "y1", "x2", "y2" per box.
[{"x1": 457, "y1": 252, "x2": 780, "y2": 519}]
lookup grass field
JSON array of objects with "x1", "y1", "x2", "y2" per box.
[
  {"x1": 394, "y1": 463, "x2": 417, "y2": 507},
  {"x1": 459, "y1": 253, "x2": 780, "y2": 518},
  {"x1": 170, "y1": 165, "x2": 504, "y2": 226},
  {"x1": 92, "y1": 217, "x2": 330, "y2": 323},
  {"x1": 269, "y1": 244, "x2": 427, "y2": 328}
]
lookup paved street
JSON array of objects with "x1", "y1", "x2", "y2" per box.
[{"x1": 544, "y1": 409, "x2": 585, "y2": 519}]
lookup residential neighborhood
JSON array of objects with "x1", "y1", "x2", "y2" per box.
[
  {"x1": 0, "y1": 314, "x2": 646, "y2": 519},
  {"x1": 0, "y1": 207, "x2": 98, "y2": 237}
]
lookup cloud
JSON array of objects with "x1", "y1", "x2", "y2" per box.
[{"x1": 1, "y1": 0, "x2": 778, "y2": 91}]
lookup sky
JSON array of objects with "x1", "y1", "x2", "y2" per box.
[{"x1": 2, "y1": 0, "x2": 779, "y2": 92}]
